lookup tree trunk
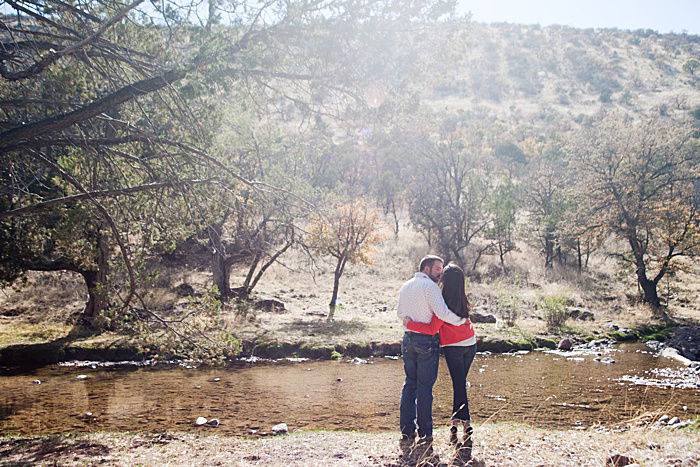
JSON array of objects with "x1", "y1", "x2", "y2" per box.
[
  {"x1": 628, "y1": 234, "x2": 662, "y2": 309},
  {"x1": 576, "y1": 239, "x2": 583, "y2": 273},
  {"x1": 209, "y1": 222, "x2": 231, "y2": 299},
  {"x1": 544, "y1": 231, "x2": 555, "y2": 269},
  {"x1": 499, "y1": 242, "x2": 507, "y2": 275},
  {"x1": 328, "y1": 256, "x2": 346, "y2": 321},
  {"x1": 80, "y1": 233, "x2": 109, "y2": 323},
  {"x1": 390, "y1": 199, "x2": 399, "y2": 236}
]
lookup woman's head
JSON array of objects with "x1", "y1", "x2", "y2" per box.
[{"x1": 441, "y1": 264, "x2": 469, "y2": 318}]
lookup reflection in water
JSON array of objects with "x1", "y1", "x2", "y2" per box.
[{"x1": 1, "y1": 344, "x2": 698, "y2": 436}]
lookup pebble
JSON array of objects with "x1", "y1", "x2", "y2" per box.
[
  {"x1": 195, "y1": 417, "x2": 208, "y2": 426},
  {"x1": 347, "y1": 357, "x2": 368, "y2": 364},
  {"x1": 212, "y1": 378, "x2": 221, "y2": 382},
  {"x1": 668, "y1": 416, "x2": 680, "y2": 425},
  {"x1": 76, "y1": 375, "x2": 88, "y2": 380},
  {"x1": 271, "y1": 423, "x2": 288, "y2": 434},
  {"x1": 658, "y1": 415, "x2": 670, "y2": 424},
  {"x1": 33, "y1": 380, "x2": 41, "y2": 385},
  {"x1": 336, "y1": 378, "x2": 343, "y2": 382},
  {"x1": 206, "y1": 418, "x2": 220, "y2": 427}
]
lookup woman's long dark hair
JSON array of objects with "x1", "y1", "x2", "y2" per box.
[{"x1": 441, "y1": 264, "x2": 470, "y2": 319}]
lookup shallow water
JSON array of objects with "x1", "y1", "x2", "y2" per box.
[{"x1": 1, "y1": 343, "x2": 698, "y2": 436}]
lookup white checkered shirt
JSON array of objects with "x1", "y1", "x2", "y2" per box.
[{"x1": 396, "y1": 272, "x2": 466, "y2": 328}]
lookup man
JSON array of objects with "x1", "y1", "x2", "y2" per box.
[{"x1": 397, "y1": 255, "x2": 466, "y2": 448}]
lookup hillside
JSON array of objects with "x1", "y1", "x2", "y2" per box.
[{"x1": 424, "y1": 22, "x2": 700, "y2": 125}]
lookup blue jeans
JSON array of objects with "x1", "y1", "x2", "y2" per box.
[
  {"x1": 399, "y1": 332, "x2": 440, "y2": 437},
  {"x1": 443, "y1": 344, "x2": 477, "y2": 422}
]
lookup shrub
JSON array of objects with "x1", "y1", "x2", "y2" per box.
[
  {"x1": 538, "y1": 294, "x2": 570, "y2": 331},
  {"x1": 497, "y1": 294, "x2": 522, "y2": 327}
]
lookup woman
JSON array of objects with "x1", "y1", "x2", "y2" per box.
[{"x1": 404, "y1": 263, "x2": 476, "y2": 445}]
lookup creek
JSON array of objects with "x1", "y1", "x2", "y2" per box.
[{"x1": 1, "y1": 343, "x2": 698, "y2": 436}]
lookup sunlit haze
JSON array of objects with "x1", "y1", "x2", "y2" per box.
[{"x1": 458, "y1": 0, "x2": 700, "y2": 34}]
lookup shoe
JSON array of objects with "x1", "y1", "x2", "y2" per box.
[
  {"x1": 463, "y1": 425, "x2": 473, "y2": 442},
  {"x1": 413, "y1": 436, "x2": 436, "y2": 464},
  {"x1": 449, "y1": 425, "x2": 459, "y2": 444},
  {"x1": 457, "y1": 427, "x2": 473, "y2": 462},
  {"x1": 399, "y1": 432, "x2": 417, "y2": 460}
]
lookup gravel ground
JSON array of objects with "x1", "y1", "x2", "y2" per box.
[{"x1": 2, "y1": 424, "x2": 699, "y2": 466}]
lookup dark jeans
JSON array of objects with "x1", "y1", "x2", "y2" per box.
[
  {"x1": 443, "y1": 344, "x2": 477, "y2": 422},
  {"x1": 399, "y1": 332, "x2": 440, "y2": 437}
]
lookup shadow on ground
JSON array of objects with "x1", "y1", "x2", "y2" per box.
[
  {"x1": 0, "y1": 436, "x2": 111, "y2": 465},
  {"x1": 279, "y1": 318, "x2": 369, "y2": 336}
]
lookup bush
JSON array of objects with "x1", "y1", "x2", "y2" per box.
[
  {"x1": 97, "y1": 286, "x2": 243, "y2": 363},
  {"x1": 538, "y1": 294, "x2": 570, "y2": 331},
  {"x1": 497, "y1": 294, "x2": 522, "y2": 327}
]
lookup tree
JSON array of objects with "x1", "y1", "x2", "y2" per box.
[
  {"x1": 567, "y1": 114, "x2": 700, "y2": 312},
  {"x1": 682, "y1": 58, "x2": 700, "y2": 75},
  {"x1": 1, "y1": 0, "x2": 458, "y2": 324},
  {"x1": 485, "y1": 181, "x2": 518, "y2": 274},
  {"x1": 521, "y1": 138, "x2": 573, "y2": 269},
  {"x1": 306, "y1": 199, "x2": 384, "y2": 321},
  {"x1": 408, "y1": 125, "x2": 494, "y2": 268}
]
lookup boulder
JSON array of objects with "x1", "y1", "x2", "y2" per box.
[
  {"x1": 255, "y1": 298, "x2": 286, "y2": 313},
  {"x1": 558, "y1": 338, "x2": 573, "y2": 351},
  {"x1": 666, "y1": 326, "x2": 700, "y2": 362},
  {"x1": 567, "y1": 307, "x2": 595, "y2": 321},
  {"x1": 471, "y1": 312, "x2": 497, "y2": 324},
  {"x1": 174, "y1": 283, "x2": 195, "y2": 297},
  {"x1": 271, "y1": 423, "x2": 288, "y2": 435}
]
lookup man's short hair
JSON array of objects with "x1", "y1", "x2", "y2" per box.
[{"x1": 419, "y1": 255, "x2": 444, "y2": 272}]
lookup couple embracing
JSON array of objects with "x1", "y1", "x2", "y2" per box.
[{"x1": 397, "y1": 255, "x2": 477, "y2": 459}]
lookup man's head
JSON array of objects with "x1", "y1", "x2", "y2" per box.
[{"x1": 418, "y1": 255, "x2": 444, "y2": 283}]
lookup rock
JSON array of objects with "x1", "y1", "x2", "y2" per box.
[
  {"x1": 33, "y1": 380, "x2": 41, "y2": 384},
  {"x1": 212, "y1": 378, "x2": 221, "y2": 382},
  {"x1": 668, "y1": 416, "x2": 680, "y2": 425},
  {"x1": 347, "y1": 357, "x2": 368, "y2": 364},
  {"x1": 206, "y1": 418, "x2": 220, "y2": 427},
  {"x1": 195, "y1": 417, "x2": 208, "y2": 426},
  {"x1": 567, "y1": 307, "x2": 595, "y2": 321},
  {"x1": 666, "y1": 326, "x2": 700, "y2": 362},
  {"x1": 558, "y1": 338, "x2": 573, "y2": 351},
  {"x1": 470, "y1": 312, "x2": 497, "y2": 324},
  {"x1": 606, "y1": 454, "x2": 638, "y2": 466},
  {"x1": 174, "y1": 283, "x2": 195, "y2": 297},
  {"x1": 336, "y1": 378, "x2": 343, "y2": 382},
  {"x1": 76, "y1": 375, "x2": 88, "y2": 380},
  {"x1": 255, "y1": 298, "x2": 286, "y2": 313},
  {"x1": 271, "y1": 423, "x2": 288, "y2": 434},
  {"x1": 594, "y1": 357, "x2": 615, "y2": 364},
  {"x1": 661, "y1": 347, "x2": 694, "y2": 366},
  {"x1": 658, "y1": 415, "x2": 670, "y2": 424}
]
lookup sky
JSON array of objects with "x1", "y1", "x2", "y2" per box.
[{"x1": 457, "y1": 0, "x2": 700, "y2": 34}]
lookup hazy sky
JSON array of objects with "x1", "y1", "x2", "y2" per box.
[{"x1": 458, "y1": 0, "x2": 700, "y2": 34}]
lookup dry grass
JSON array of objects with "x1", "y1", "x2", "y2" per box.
[
  {"x1": 1, "y1": 424, "x2": 698, "y2": 466},
  {"x1": 1, "y1": 220, "x2": 698, "y2": 351}
]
